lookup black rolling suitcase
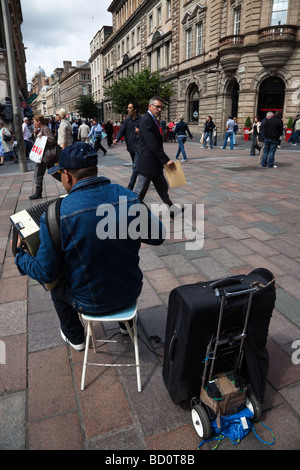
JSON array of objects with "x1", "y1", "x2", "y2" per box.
[{"x1": 162, "y1": 268, "x2": 276, "y2": 405}]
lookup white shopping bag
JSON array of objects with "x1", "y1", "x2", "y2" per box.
[{"x1": 29, "y1": 136, "x2": 48, "y2": 163}]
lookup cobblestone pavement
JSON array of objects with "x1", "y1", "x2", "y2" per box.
[{"x1": 0, "y1": 136, "x2": 300, "y2": 451}]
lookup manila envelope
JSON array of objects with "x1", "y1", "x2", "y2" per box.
[{"x1": 164, "y1": 160, "x2": 187, "y2": 188}]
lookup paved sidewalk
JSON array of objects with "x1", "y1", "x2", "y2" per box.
[{"x1": 0, "y1": 136, "x2": 300, "y2": 451}]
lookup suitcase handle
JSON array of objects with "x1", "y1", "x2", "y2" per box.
[{"x1": 210, "y1": 277, "x2": 242, "y2": 289}]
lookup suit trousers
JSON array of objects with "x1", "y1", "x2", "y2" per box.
[{"x1": 134, "y1": 172, "x2": 173, "y2": 207}]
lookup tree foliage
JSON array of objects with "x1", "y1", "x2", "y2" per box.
[
  {"x1": 104, "y1": 68, "x2": 174, "y2": 115},
  {"x1": 75, "y1": 95, "x2": 99, "y2": 120}
]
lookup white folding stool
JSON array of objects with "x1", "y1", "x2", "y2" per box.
[{"x1": 80, "y1": 302, "x2": 141, "y2": 392}]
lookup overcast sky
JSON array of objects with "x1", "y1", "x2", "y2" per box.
[{"x1": 21, "y1": 0, "x2": 112, "y2": 84}]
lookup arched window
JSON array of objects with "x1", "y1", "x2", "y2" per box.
[
  {"x1": 257, "y1": 77, "x2": 285, "y2": 120},
  {"x1": 189, "y1": 85, "x2": 199, "y2": 122}
]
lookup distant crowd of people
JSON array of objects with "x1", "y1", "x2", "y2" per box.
[{"x1": 1, "y1": 104, "x2": 298, "y2": 188}]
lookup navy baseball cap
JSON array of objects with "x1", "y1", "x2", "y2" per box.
[{"x1": 48, "y1": 142, "x2": 98, "y2": 175}]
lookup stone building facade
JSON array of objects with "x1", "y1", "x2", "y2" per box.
[
  {"x1": 92, "y1": 0, "x2": 300, "y2": 134},
  {"x1": 29, "y1": 61, "x2": 92, "y2": 119},
  {"x1": 0, "y1": 0, "x2": 27, "y2": 119},
  {"x1": 58, "y1": 61, "x2": 92, "y2": 119}
]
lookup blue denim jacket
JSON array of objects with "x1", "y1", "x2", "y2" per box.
[{"x1": 15, "y1": 176, "x2": 165, "y2": 314}]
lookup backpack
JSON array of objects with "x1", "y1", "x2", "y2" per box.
[{"x1": 94, "y1": 125, "x2": 103, "y2": 140}]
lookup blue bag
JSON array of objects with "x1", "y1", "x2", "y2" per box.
[{"x1": 198, "y1": 407, "x2": 275, "y2": 449}]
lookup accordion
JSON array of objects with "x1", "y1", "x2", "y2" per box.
[{"x1": 10, "y1": 196, "x2": 65, "y2": 290}]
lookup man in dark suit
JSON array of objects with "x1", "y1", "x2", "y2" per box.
[{"x1": 135, "y1": 97, "x2": 177, "y2": 215}]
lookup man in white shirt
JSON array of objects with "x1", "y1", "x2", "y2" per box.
[
  {"x1": 56, "y1": 108, "x2": 72, "y2": 150},
  {"x1": 221, "y1": 116, "x2": 235, "y2": 150},
  {"x1": 22, "y1": 117, "x2": 32, "y2": 158}
]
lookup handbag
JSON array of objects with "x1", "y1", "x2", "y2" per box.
[
  {"x1": 29, "y1": 136, "x2": 48, "y2": 164},
  {"x1": 101, "y1": 131, "x2": 107, "y2": 139},
  {"x1": 43, "y1": 142, "x2": 61, "y2": 167},
  {"x1": 2, "y1": 131, "x2": 11, "y2": 141}
]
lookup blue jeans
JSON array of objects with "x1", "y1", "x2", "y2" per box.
[
  {"x1": 175, "y1": 135, "x2": 187, "y2": 160},
  {"x1": 203, "y1": 131, "x2": 213, "y2": 149},
  {"x1": 291, "y1": 130, "x2": 300, "y2": 144},
  {"x1": 261, "y1": 139, "x2": 278, "y2": 167},
  {"x1": 51, "y1": 287, "x2": 85, "y2": 345},
  {"x1": 222, "y1": 131, "x2": 233, "y2": 150}
]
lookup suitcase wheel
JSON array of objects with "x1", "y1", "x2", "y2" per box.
[
  {"x1": 245, "y1": 390, "x2": 262, "y2": 423},
  {"x1": 191, "y1": 404, "x2": 211, "y2": 440}
]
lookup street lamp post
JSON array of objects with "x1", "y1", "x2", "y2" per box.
[{"x1": 1, "y1": 0, "x2": 27, "y2": 172}]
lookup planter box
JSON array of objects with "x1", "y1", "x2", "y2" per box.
[
  {"x1": 285, "y1": 128, "x2": 292, "y2": 142},
  {"x1": 244, "y1": 128, "x2": 250, "y2": 141}
]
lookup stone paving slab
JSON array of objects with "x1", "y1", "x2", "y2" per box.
[{"x1": 0, "y1": 139, "x2": 300, "y2": 451}]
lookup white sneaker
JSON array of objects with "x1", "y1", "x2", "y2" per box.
[{"x1": 60, "y1": 330, "x2": 85, "y2": 351}]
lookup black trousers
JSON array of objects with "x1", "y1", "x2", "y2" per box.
[
  {"x1": 51, "y1": 288, "x2": 133, "y2": 345},
  {"x1": 94, "y1": 138, "x2": 107, "y2": 154}
]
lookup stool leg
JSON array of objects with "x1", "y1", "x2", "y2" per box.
[
  {"x1": 132, "y1": 315, "x2": 141, "y2": 392},
  {"x1": 81, "y1": 321, "x2": 91, "y2": 391},
  {"x1": 89, "y1": 322, "x2": 97, "y2": 353}
]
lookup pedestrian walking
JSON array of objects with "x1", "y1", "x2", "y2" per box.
[
  {"x1": 113, "y1": 101, "x2": 141, "y2": 190},
  {"x1": 88, "y1": 118, "x2": 107, "y2": 156},
  {"x1": 0, "y1": 121, "x2": 18, "y2": 166},
  {"x1": 291, "y1": 116, "x2": 300, "y2": 145},
  {"x1": 258, "y1": 112, "x2": 274, "y2": 166},
  {"x1": 105, "y1": 120, "x2": 114, "y2": 147},
  {"x1": 261, "y1": 111, "x2": 283, "y2": 168},
  {"x1": 56, "y1": 108, "x2": 72, "y2": 150},
  {"x1": 135, "y1": 97, "x2": 181, "y2": 218},
  {"x1": 72, "y1": 120, "x2": 79, "y2": 143},
  {"x1": 174, "y1": 115, "x2": 194, "y2": 161},
  {"x1": 22, "y1": 117, "x2": 33, "y2": 158},
  {"x1": 249, "y1": 116, "x2": 261, "y2": 156},
  {"x1": 221, "y1": 116, "x2": 235, "y2": 150},
  {"x1": 233, "y1": 117, "x2": 239, "y2": 145},
  {"x1": 77, "y1": 119, "x2": 90, "y2": 142},
  {"x1": 168, "y1": 119, "x2": 176, "y2": 142},
  {"x1": 203, "y1": 115, "x2": 215, "y2": 149},
  {"x1": 29, "y1": 114, "x2": 61, "y2": 200}
]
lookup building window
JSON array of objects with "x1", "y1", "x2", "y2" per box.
[
  {"x1": 148, "y1": 52, "x2": 152, "y2": 72},
  {"x1": 167, "y1": 0, "x2": 171, "y2": 19},
  {"x1": 234, "y1": 7, "x2": 241, "y2": 35},
  {"x1": 186, "y1": 29, "x2": 192, "y2": 59},
  {"x1": 149, "y1": 14, "x2": 153, "y2": 33},
  {"x1": 165, "y1": 41, "x2": 170, "y2": 67},
  {"x1": 157, "y1": 47, "x2": 161, "y2": 70},
  {"x1": 196, "y1": 23, "x2": 203, "y2": 55},
  {"x1": 157, "y1": 6, "x2": 162, "y2": 26},
  {"x1": 271, "y1": 0, "x2": 289, "y2": 25}
]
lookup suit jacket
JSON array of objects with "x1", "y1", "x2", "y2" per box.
[{"x1": 136, "y1": 111, "x2": 170, "y2": 177}]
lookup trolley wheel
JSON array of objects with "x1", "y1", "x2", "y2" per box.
[
  {"x1": 191, "y1": 404, "x2": 211, "y2": 440},
  {"x1": 246, "y1": 390, "x2": 262, "y2": 422}
]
